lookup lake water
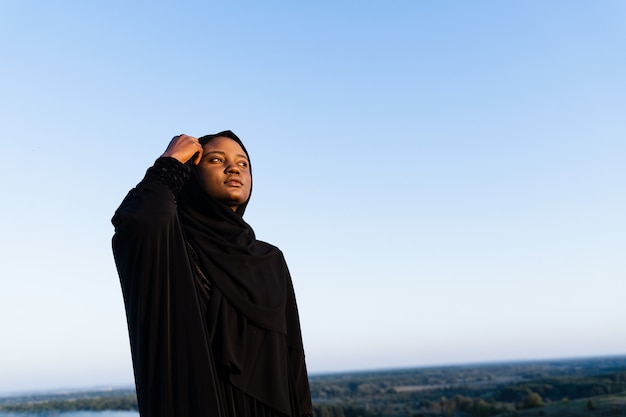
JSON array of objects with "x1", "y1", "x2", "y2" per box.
[{"x1": 0, "y1": 412, "x2": 138, "y2": 417}]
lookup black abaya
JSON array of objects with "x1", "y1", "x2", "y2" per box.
[{"x1": 112, "y1": 134, "x2": 312, "y2": 417}]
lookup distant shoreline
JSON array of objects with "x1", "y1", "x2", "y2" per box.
[
  {"x1": 4, "y1": 353, "x2": 625, "y2": 398},
  {"x1": 2, "y1": 354, "x2": 626, "y2": 417}
]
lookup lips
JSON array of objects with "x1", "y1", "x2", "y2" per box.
[{"x1": 224, "y1": 177, "x2": 243, "y2": 186}]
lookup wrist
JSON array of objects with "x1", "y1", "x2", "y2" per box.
[{"x1": 144, "y1": 157, "x2": 191, "y2": 196}]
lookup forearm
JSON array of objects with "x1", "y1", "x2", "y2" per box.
[
  {"x1": 111, "y1": 157, "x2": 190, "y2": 232},
  {"x1": 143, "y1": 157, "x2": 191, "y2": 197},
  {"x1": 111, "y1": 157, "x2": 192, "y2": 295}
]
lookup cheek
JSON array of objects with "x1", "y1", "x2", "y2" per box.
[
  {"x1": 198, "y1": 167, "x2": 219, "y2": 183},
  {"x1": 196, "y1": 169, "x2": 220, "y2": 193},
  {"x1": 245, "y1": 175, "x2": 253, "y2": 193}
]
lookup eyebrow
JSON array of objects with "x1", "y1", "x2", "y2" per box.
[{"x1": 203, "y1": 151, "x2": 249, "y2": 160}]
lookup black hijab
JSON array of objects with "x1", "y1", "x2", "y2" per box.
[
  {"x1": 178, "y1": 131, "x2": 309, "y2": 414},
  {"x1": 177, "y1": 130, "x2": 289, "y2": 335},
  {"x1": 197, "y1": 130, "x2": 252, "y2": 216}
]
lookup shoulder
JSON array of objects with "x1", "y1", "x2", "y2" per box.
[
  {"x1": 254, "y1": 239, "x2": 288, "y2": 260},
  {"x1": 255, "y1": 239, "x2": 281, "y2": 253}
]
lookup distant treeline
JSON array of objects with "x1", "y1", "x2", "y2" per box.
[
  {"x1": 497, "y1": 372, "x2": 626, "y2": 402},
  {"x1": 0, "y1": 393, "x2": 137, "y2": 413},
  {"x1": 1, "y1": 356, "x2": 625, "y2": 417},
  {"x1": 307, "y1": 356, "x2": 626, "y2": 416}
]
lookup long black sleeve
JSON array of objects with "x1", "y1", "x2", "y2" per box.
[{"x1": 112, "y1": 158, "x2": 225, "y2": 417}]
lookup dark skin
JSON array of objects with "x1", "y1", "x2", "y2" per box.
[{"x1": 162, "y1": 134, "x2": 251, "y2": 211}]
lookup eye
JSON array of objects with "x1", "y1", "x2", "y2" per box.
[
  {"x1": 238, "y1": 161, "x2": 248, "y2": 168},
  {"x1": 209, "y1": 156, "x2": 224, "y2": 163}
]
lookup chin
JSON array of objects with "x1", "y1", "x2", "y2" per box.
[
  {"x1": 220, "y1": 196, "x2": 246, "y2": 207},
  {"x1": 226, "y1": 193, "x2": 249, "y2": 205}
]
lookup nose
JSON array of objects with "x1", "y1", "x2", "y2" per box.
[{"x1": 225, "y1": 162, "x2": 240, "y2": 174}]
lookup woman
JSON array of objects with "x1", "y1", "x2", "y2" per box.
[{"x1": 112, "y1": 131, "x2": 312, "y2": 417}]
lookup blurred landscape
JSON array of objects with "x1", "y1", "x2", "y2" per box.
[{"x1": 2, "y1": 355, "x2": 625, "y2": 416}]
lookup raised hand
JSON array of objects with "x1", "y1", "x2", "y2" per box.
[{"x1": 161, "y1": 134, "x2": 203, "y2": 165}]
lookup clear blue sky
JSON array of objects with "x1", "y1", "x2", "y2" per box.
[{"x1": 1, "y1": 1, "x2": 624, "y2": 394}]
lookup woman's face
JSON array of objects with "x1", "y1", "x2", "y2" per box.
[{"x1": 197, "y1": 136, "x2": 251, "y2": 211}]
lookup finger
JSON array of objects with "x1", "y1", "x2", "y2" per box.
[
  {"x1": 192, "y1": 150, "x2": 202, "y2": 165},
  {"x1": 166, "y1": 135, "x2": 181, "y2": 148},
  {"x1": 193, "y1": 141, "x2": 203, "y2": 165}
]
